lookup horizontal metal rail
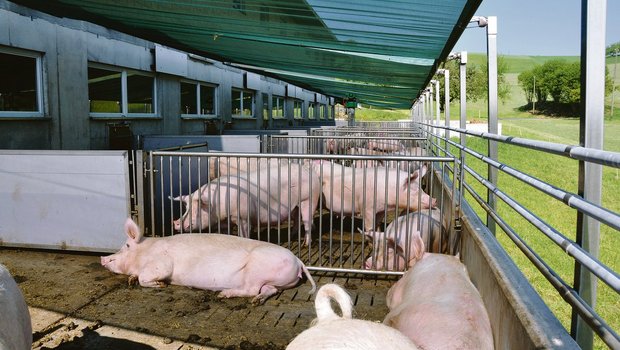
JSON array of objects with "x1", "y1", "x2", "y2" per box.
[
  {"x1": 460, "y1": 162, "x2": 620, "y2": 293},
  {"x1": 462, "y1": 179, "x2": 620, "y2": 348},
  {"x1": 440, "y1": 137, "x2": 620, "y2": 232},
  {"x1": 151, "y1": 151, "x2": 453, "y2": 163},
  {"x1": 422, "y1": 122, "x2": 620, "y2": 168},
  {"x1": 145, "y1": 150, "x2": 455, "y2": 276}
]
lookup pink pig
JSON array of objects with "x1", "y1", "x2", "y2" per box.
[
  {"x1": 311, "y1": 160, "x2": 436, "y2": 231},
  {"x1": 208, "y1": 154, "x2": 281, "y2": 180},
  {"x1": 173, "y1": 163, "x2": 320, "y2": 245},
  {"x1": 384, "y1": 253, "x2": 494, "y2": 349},
  {"x1": 286, "y1": 283, "x2": 419, "y2": 350},
  {"x1": 364, "y1": 209, "x2": 448, "y2": 271},
  {"x1": 101, "y1": 218, "x2": 316, "y2": 305},
  {"x1": 367, "y1": 139, "x2": 405, "y2": 152}
]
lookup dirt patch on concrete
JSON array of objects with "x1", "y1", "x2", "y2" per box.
[{"x1": 1, "y1": 248, "x2": 397, "y2": 349}]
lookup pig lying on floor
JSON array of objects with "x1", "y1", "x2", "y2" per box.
[
  {"x1": 287, "y1": 283, "x2": 418, "y2": 350},
  {"x1": 384, "y1": 253, "x2": 494, "y2": 349},
  {"x1": 101, "y1": 218, "x2": 316, "y2": 305}
]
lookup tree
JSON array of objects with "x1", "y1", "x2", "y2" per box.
[
  {"x1": 517, "y1": 69, "x2": 535, "y2": 104},
  {"x1": 606, "y1": 41, "x2": 620, "y2": 57},
  {"x1": 435, "y1": 56, "x2": 509, "y2": 111}
]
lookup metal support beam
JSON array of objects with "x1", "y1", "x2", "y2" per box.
[
  {"x1": 444, "y1": 70, "x2": 451, "y2": 147},
  {"x1": 459, "y1": 52, "x2": 467, "y2": 155},
  {"x1": 486, "y1": 16, "x2": 498, "y2": 236},
  {"x1": 434, "y1": 80, "x2": 440, "y2": 151},
  {"x1": 572, "y1": 1, "x2": 606, "y2": 348}
]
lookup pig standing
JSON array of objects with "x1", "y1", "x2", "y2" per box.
[
  {"x1": 365, "y1": 209, "x2": 448, "y2": 271},
  {"x1": 0, "y1": 264, "x2": 32, "y2": 350},
  {"x1": 287, "y1": 283, "x2": 418, "y2": 350},
  {"x1": 208, "y1": 154, "x2": 281, "y2": 180},
  {"x1": 101, "y1": 218, "x2": 316, "y2": 305},
  {"x1": 311, "y1": 160, "x2": 436, "y2": 231},
  {"x1": 367, "y1": 139, "x2": 405, "y2": 152},
  {"x1": 173, "y1": 163, "x2": 320, "y2": 245},
  {"x1": 384, "y1": 253, "x2": 494, "y2": 350}
]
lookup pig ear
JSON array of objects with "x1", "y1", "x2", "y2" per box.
[
  {"x1": 411, "y1": 234, "x2": 426, "y2": 261},
  {"x1": 124, "y1": 218, "x2": 143, "y2": 242},
  {"x1": 169, "y1": 195, "x2": 184, "y2": 202},
  {"x1": 418, "y1": 163, "x2": 428, "y2": 178},
  {"x1": 405, "y1": 164, "x2": 428, "y2": 186},
  {"x1": 386, "y1": 238, "x2": 405, "y2": 257}
]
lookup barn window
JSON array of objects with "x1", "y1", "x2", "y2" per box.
[
  {"x1": 180, "y1": 82, "x2": 217, "y2": 117},
  {"x1": 272, "y1": 96, "x2": 285, "y2": 118},
  {"x1": 319, "y1": 104, "x2": 326, "y2": 119},
  {"x1": 293, "y1": 99, "x2": 303, "y2": 119},
  {"x1": 232, "y1": 89, "x2": 254, "y2": 117},
  {"x1": 308, "y1": 102, "x2": 316, "y2": 119},
  {"x1": 0, "y1": 48, "x2": 44, "y2": 117},
  {"x1": 88, "y1": 64, "x2": 156, "y2": 117}
]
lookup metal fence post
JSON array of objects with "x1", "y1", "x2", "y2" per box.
[
  {"x1": 434, "y1": 79, "x2": 440, "y2": 152},
  {"x1": 486, "y1": 16, "x2": 498, "y2": 236},
  {"x1": 571, "y1": 0, "x2": 606, "y2": 348},
  {"x1": 444, "y1": 70, "x2": 450, "y2": 148},
  {"x1": 459, "y1": 52, "x2": 467, "y2": 162}
]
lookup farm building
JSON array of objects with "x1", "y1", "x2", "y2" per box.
[{"x1": 0, "y1": 1, "x2": 618, "y2": 350}]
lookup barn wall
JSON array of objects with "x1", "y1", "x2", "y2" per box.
[{"x1": 0, "y1": 1, "x2": 334, "y2": 150}]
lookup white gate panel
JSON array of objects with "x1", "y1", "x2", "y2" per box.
[{"x1": 0, "y1": 150, "x2": 130, "y2": 252}]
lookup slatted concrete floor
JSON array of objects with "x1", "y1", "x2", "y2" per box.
[{"x1": 1, "y1": 242, "x2": 398, "y2": 350}]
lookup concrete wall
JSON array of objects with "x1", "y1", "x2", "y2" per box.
[{"x1": 0, "y1": 1, "x2": 334, "y2": 150}]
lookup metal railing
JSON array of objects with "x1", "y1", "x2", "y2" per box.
[
  {"x1": 407, "y1": 120, "x2": 620, "y2": 349},
  {"x1": 142, "y1": 151, "x2": 457, "y2": 276}
]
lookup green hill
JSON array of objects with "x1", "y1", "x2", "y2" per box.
[{"x1": 468, "y1": 53, "x2": 580, "y2": 74}]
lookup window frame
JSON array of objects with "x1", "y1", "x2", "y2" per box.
[
  {"x1": 293, "y1": 99, "x2": 303, "y2": 119},
  {"x1": 272, "y1": 95, "x2": 285, "y2": 119},
  {"x1": 231, "y1": 88, "x2": 255, "y2": 118},
  {"x1": 180, "y1": 80, "x2": 218, "y2": 119},
  {"x1": 88, "y1": 63, "x2": 157, "y2": 119},
  {"x1": 308, "y1": 102, "x2": 316, "y2": 120},
  {"x1": 0, "y1": 47, "x2": 45, "y2": 118}
]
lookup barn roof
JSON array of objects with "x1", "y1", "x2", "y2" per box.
[{"x1": 17, "y1": 0, "x2": 482, "y2": 109}]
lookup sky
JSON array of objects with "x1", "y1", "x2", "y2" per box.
[{"x1": 452, "y1": 0, "x2": 620, "y2": 56}]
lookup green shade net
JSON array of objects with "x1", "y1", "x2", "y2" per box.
[{"x1": 18, "y1": 0, "x2": 482, "y2": 109}]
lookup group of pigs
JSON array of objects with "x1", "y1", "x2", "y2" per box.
[
  {"x1": 171, "y1": 151, "x2": 437, "y2": 267},
  {"x1": 289, "y1": 253, "x2": 494, "y2": 349},
  {"x1": 99, "y1": 217, "x2": 492, "y2": 349}
]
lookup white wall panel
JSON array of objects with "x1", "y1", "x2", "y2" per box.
[{"x1": 0, "y1": 150, "x2": 130, "y2": 252}]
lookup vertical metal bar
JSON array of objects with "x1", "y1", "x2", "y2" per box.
[
  {"x1": 135, "y1": 151, "x2": 145, "y2": 231},
  {"x1": 486, "y1": 16, "x2": 498, "y2": 236},
  {"x1": 459, "y1": 52, "x2": 468, "y2": 158},
  {"x1": 444, "y1": 70, "x2": 451, "y2": 151},
  {"x1": 434, "y1": 79, "x2": 440, "y2": 156},
  {"x1": 572, "y1": 1, "x2": 606, "y2": 348}
]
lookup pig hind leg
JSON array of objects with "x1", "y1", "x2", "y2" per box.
[
  {"x1": 252, "y1": 285, "x2": 279, "y2": 305},
  {"x1": 298, "y1": 200, "x2": 316, "y2": 245}
]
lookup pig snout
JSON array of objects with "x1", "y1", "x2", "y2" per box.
[
  {"x1": 173, "y1": 219, "x2": 182, "y2": 231},
  {"x1": 101, "y1": 256, "x2": 114, "y2": 269}
]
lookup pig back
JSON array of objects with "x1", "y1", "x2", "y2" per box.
[
  {"x1": 384, "y1": 254, "x2": 494, "y2": 350},
  {"x1": 0, "y1": 264, "x2": 32, "y2": 350},
  {"x1": 145, "y1": 234, "x2": 289, "y2": 290}
]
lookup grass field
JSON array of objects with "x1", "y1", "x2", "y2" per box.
[{"x1": 355, "y1": 53, "x2": 619, "y2": 349}]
